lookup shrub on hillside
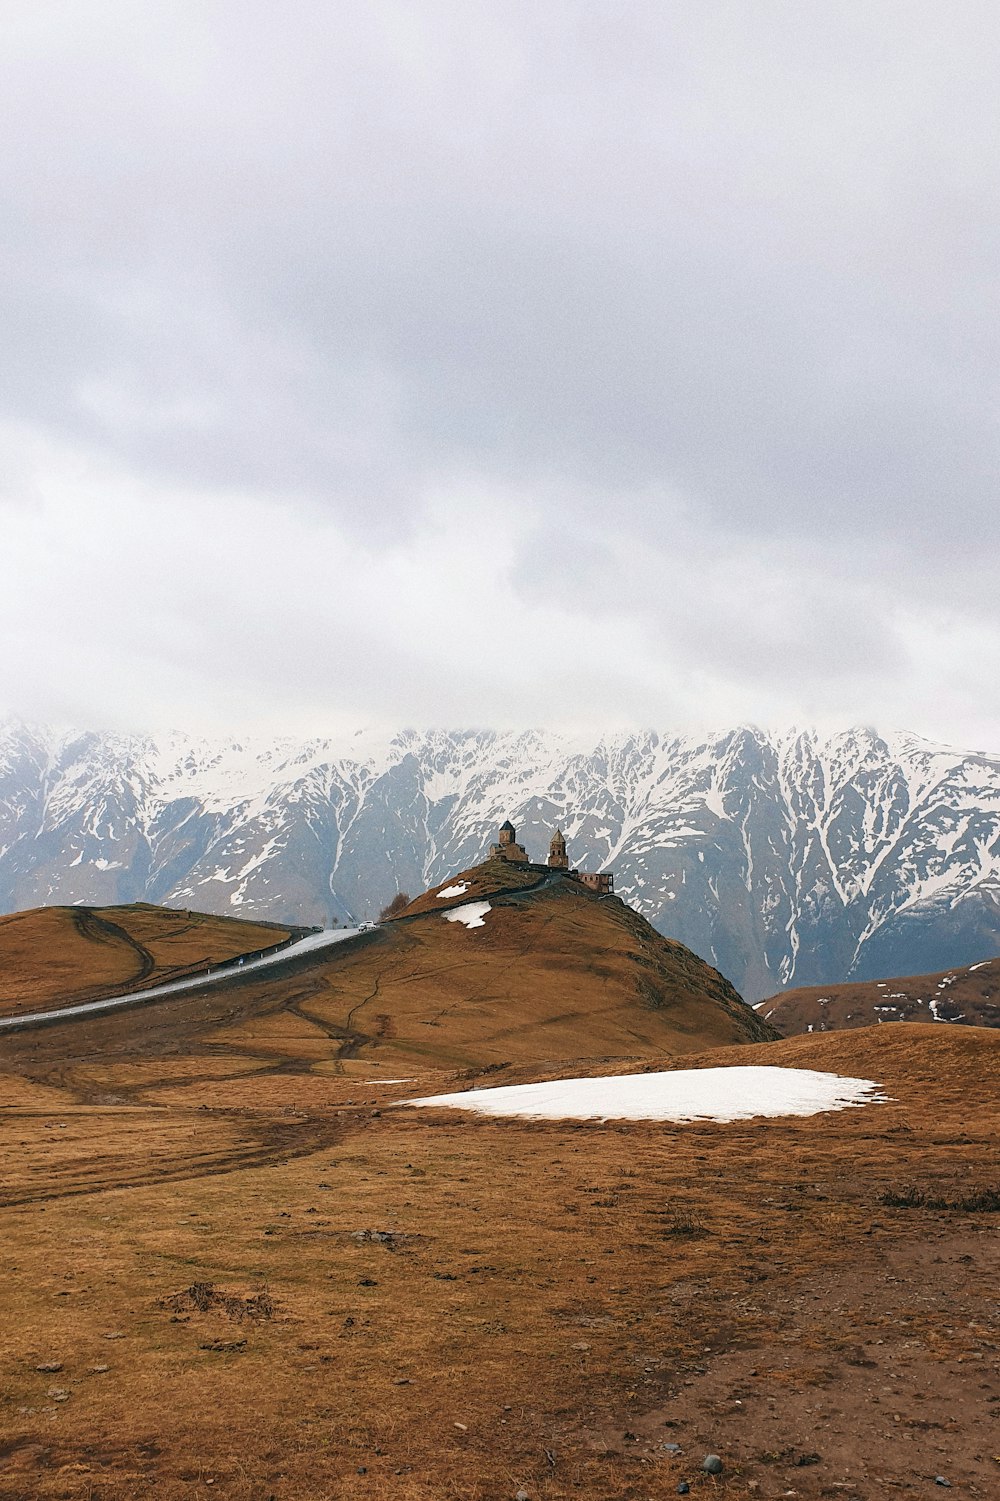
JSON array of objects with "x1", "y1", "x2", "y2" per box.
[
  {"x1": 378, "y1": 892, "x2": 411, "y2": 922},
  {"x1": 878, "y1": 1183, "x2": 1000, "y2": 1212}
]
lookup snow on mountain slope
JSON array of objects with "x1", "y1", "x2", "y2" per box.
[{"x1": 0, "y1": 722, "x2": 998, "y2": 1000}]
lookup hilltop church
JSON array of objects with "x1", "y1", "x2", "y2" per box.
[{"x1": 488, "y1": 819, "x2": 614, "y2": 894}]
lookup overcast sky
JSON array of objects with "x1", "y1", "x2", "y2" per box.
[{"x1": 2, "y1": 2, "x2": 999, "y2": 750}]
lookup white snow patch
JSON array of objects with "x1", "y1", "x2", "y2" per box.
[
  {"x1": 444, "y1": 901, "x2": 491, "y2": 930},
  {"x1": 437, "y1": 882, "x2": 470, "y2": 900},
  {"x1": 406, "y1": 1066, "x2": 888, "y2": 1123},
  {"x1": 968, "y1": 961, "x2": 991, "y2": 972},
  {"x1": 702, "y1": 782, "x2": 726, "y2": 820},
  {"x1": 236, "y1": 836, "x2": 282, "y2": 881}
]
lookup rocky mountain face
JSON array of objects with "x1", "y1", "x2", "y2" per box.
[{"x1": 1, "y1": 722, "x2": 998, "y2": 1001}]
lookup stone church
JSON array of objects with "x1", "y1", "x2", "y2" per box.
[{"x1": 488, "y1": 819, "x2": 614, "y2": 894}]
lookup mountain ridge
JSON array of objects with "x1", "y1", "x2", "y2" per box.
[
  {"x1": 760, "y1": 954, "x2": 1000, "y2": 1034},
  {"x1": 1, "y1": 720, "x2": 999, "y2": 1000}
]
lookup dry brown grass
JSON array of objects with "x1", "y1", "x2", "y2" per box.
[
  {"x1": 0, "y1": 904, "x2": 297, "y2": 1018},
  {"x1": 1, "y1": 888, "x2": 998, "y2": 1499},
  {"x1": 399, "y1": 859, "x2": 548, "y2": 916},
  {"x1": 311, "y1": 867, "x2": 776, "y2": 1071},
  {"x1": 0, "y1": 1024, "x2": 998, "y2": 1500}
]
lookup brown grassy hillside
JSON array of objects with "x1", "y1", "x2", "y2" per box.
[
  {"x1": 397, "y1": 856, "x2": 549, "y2": 915},
  {"x1": 356, "y1": 861, "x2": 777, "y2": 1066},
  {"x1": 0, "y1": 904, "x2": 298, "y2": 1019},
  {"x1": 761, "y1": 954, "x2": 1000, "y2": 1035},
  {"x1": 0, "y1": 866, "x2": 774, "y2": 1116},
  {"x1": 2, "y1": 881, "x2": 996, "y2": 1498}
]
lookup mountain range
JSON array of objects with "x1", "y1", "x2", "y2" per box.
[{"x1": 1, "y1": 720, "x2": 998, "y2": 1001}]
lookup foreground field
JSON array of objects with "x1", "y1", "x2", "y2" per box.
[{"x1": 1, "y1": 1011, "x2": 998, "y2": 1500}]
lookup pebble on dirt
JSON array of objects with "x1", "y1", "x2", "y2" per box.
[{"x1": 702, "y1": 1453, "x2": 724, "y2": 1474}]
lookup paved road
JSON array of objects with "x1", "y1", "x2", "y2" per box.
[{"x1": 0, "y1": 926, "x2": 364, "y2": 1033}]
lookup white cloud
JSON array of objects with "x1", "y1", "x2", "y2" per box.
[{"x1": 1, "y1": 4, "x2": 998, "y2": 748}]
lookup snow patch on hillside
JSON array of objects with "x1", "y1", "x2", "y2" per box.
[
  {"x1": 406, "y1": 1066, "x2": 888, "y2": 1122},
  {"x1": 444, "y1": 901, "x2": 491, "y2": 929}
]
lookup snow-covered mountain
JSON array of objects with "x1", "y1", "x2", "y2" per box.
[{"x1": 1, "y1": 722, "x2": 998, "y2": 1001}]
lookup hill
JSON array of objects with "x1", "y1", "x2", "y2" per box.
[
  {"x1": 368, "y1": 858, "x2": 778, "y2": 1063},
  {"x1": 4, "y1": 721, "x2": 1000, "y2": 999},
  {"x1": 0, "y1": 865, "x2": 776, "y2": 1092},
  {"x1": 0, "y1": 903, "x2": 299, "y2": 1020},
  {"x1": 761, "y1": 955, "x2": 1000, "y2": 1035}
]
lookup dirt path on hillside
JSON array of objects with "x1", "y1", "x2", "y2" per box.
[{"x1": 70, "y1": 908, "x2": 157, "y2": 985}]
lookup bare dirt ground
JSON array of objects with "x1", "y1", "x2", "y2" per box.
[{"x1": 0, "y1": 1008, "x2": 997, "y2": 1501}]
